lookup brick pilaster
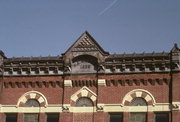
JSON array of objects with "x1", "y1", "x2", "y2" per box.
[
  {"x1": 60, "y1": 112, "x2": 73, "y2": 122},
  {"x1": 124, "y1": 112, "x2": 129, "y2": 122},
  {"x1": 147, "y1": 112, "x2": 153, "y2": 122},
  {"x1": 93, "y1": 112, "x2": 108, "y2": 122},
  {"x1": 172, "y1": 111, "x2": 180, "y2": 122},
  {"x1": 97, "y1": 79, "x2": 106, "y2": 105},
  {"x1": 17, "y1": 113, "x2": 23, "y2": 122},
  {"x1": 0, "y1": 113, "x2": 4, "y2": 122},
  {"x1": 39, "y1": 113, "x2": 46, "y2": 122}
]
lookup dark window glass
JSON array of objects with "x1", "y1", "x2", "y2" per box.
[
  {"x1": 109, "y1": 113, "x2": 123, "y2": 122},
  {"x1": 5, "y1": 114, "x2": 17, "y2": 122},
  {"x1": 130, "y1": 113, "x2": 147, "y2": 122},
  {"x1": 75, "y1": 97, "x2": 93, "y2": 107},
  {"x1": 24, "y1": 114, "x2": 38, "y2": 122},
  {"x1": 46, "y1": 114, "x2": 59, "y2": 122},
  {"x1": 130, "y1": 98, "x2": 147, "y2": 122},
  {"x1": 25, "y1": 99, "x2": 40, "y2": 107},
  {"x1": 130, "y1": 97, "x2": 147, "y2": 106},
  {"x1": 155, "y1": 113, "x2": 169, "y2": 122}
]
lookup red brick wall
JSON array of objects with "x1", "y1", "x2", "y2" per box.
[
  {"x1": 123, "y1": 112, "x2": 129, "y2": 122},
  {"x1": 98, "y1": 74, "x2": 170, "y2": 104},
  {"x1": 60, "y1": 113, "x2": 73, "y2": 122},
  {"x1": 0, "y1": 72, "x2": 178, "y2": 122},
  {"x1": 17, "y1": 113, "x2": 23, "y2": 122},
  {"x1": 172, "y1": 73, "x2": 180, "y2": 102},
  {"x1": 171, "y1": 73, "x2": 180, "y2": 122},
  {"x1": 1, "y1": 76, "x2": 63, "y2": 105},
  {"x1": 0, "y1": 74, "x2": 170, "y2": 105},
  {"x1": 98, "y1": 83, "x2": 169, "y2": 104},
  {"x1": 39, "y1": 113, "x2": 45, "y2": 122},
  {"x1": 172, "y1": 111, "x2": 180, "y2": 122},
  {"x1": 0, "y1": 113, "x2": 4, "y2": 122},
  {"x1": 147, "y1": 112, "x2": 153, "y2": 122},
  {"x1": 93, "y1": 112, "x2": 108, "y2": 122},
  {"x1": 63, "y1": 74, "x2": 97, "y2": 105}
]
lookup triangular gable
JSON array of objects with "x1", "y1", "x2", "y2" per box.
[{"x1": 63, "y1": 31, "x2": 109, "y2": 56}]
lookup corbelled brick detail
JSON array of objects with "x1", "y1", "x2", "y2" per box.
[{"x1": 0, "y1": 32, "x2": 179, "y2": 122}]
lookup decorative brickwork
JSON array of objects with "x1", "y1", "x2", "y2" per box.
[
  {"x1": 0, "y1": 32, "x2": 180, "y2": 122},
  {"x1": 71, "y1": 86, "x2": 97, "y2": 106},
  {"x1": 123, "y1": 89, "x2": 155, "y2": 106},
  {"x1": 17, "y1": 91, "x2": 47, "y2": 107}
]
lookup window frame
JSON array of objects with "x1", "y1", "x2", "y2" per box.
[
  {"x1": 5, "y1": 113, "x2": 17, "y2": 122},
  {"x1": 75, "y1": 97, "x2": 93, "y2": 107},
  {"x1": 154, "y1": 112, "x2": 169, "y2": 122},
  {"x1": 46, "y1": 113, "x2": 59, "y2": 122},
  {"x1": 109, "y1": 112, "x2": 123, "y2": 122},
  {"x1": 23, "y1": 113, "x2": 39, "y2": 122},
  {"x1": 24, "y1": 99, "x2": 40, "y2": 107},
  {"x1": 130, "y1": 112, "x2": 147, "y2": 122},
  {"x1": 130, "y1": 97, "x2": 147, "y2": 106}
]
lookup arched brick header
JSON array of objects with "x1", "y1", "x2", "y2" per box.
[
  {"x1": 122, "y1": 89, "x2": 156, "y2": 106},
  {"x1": 17, "y1": 91, "x2": 48, "y2": 107},
  {"x1": 71, "y1": 86, "x2": 97, "y2": 106}
]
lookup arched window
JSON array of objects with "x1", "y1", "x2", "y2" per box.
[
  {"x1": 25, "y1": 99, "x2": 40, "y2": 107},
  {"x1": 75, "y1": 97, "x2": 93, "y2": 107},
  {"x1": 24, "y1": 114, "x2": 38, "y2": 122},
  {"x1": 130, "y1": 97, "x2": 147, "y2": 106},
  {"x1": 130, "y1": 97, "x2": 147, "y2": 122},
  {"x1": 24, "y1": 100, "x2": 39, "y2": 122}
]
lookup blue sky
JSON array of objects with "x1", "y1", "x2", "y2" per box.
[{"x1": 0, "y1": 0, "x2": 180, "y2": 57}]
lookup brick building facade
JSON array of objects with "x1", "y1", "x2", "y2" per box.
[{"x1": 0, "y1": 31, "x2": 180, "y2": 122}]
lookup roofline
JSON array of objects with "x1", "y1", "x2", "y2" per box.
[{"x1": 62, "y1": 31, "x2": 109, "y2": 56}]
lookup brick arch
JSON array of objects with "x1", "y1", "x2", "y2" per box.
[
  {"x1": 71, "y1": 86, "x2": 97, "y2": 106},
  {"x1": 122, "y1": 89, "x2": 156, "y2": 106},
  {"x1": 17, "y1": 91, "x2": 48, "y2": 107}
]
